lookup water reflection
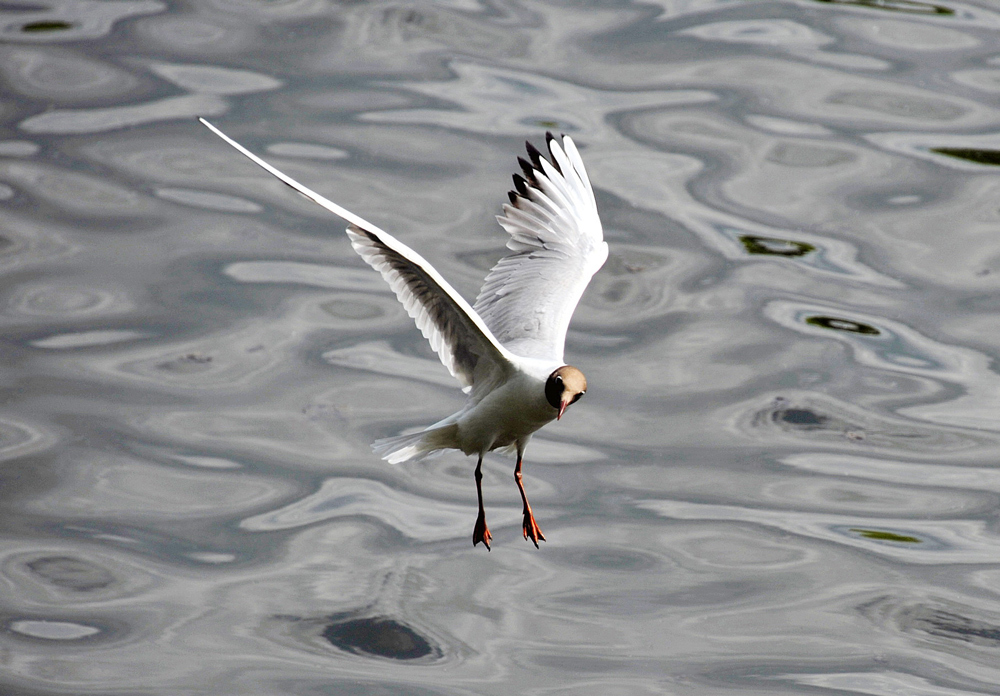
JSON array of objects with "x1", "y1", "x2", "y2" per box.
[
  {"x1": 0, "y1": 0, "x2": 164, "y2": 42},
  {"x1": 20, "y1": 94, "x2": 228, "y2": 134},
  {"x1": 322, "y1": 613, "x2": 438, "y2": 661},
  {"x1": 24, "y1": 555, "x2": 116, "y2": 592},
  {"x1": 9, "y1": 618, "x2": 104, "y2": 642},
  {"x1": 861, "y1": 593, "x2": 1000, "y2": 664},
  {"x1": 0, "y1": 46, "x2": 141, "y2": 101},
  {"x1": 931, "y1": 147, "x2": 1000, "y2": 165},
  {"x1": 20, "y1": 21, "x2": 75, "y2": 33},
  {"x1": 4, "y1": 0, "x2": 1000, "y2": 693},
  {"x1": 739, "y1": 235, "x2": 816, "y2": 257},
  {"x1": 812, "y1": 0, "x2": 954, "y2": 15},
  {"x1": 849, "y1": 528, "x2": 923, "y2": 543}
]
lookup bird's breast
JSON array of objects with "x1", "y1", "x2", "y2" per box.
[{"x1": 455, "y1": 373, "x2": 555, "y2": 454}]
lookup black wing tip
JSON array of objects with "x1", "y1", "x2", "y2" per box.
[
  {"x1": 512, "y1": 173, "x2": 530, "y2": 197},
  {"x1": 510, "y1": 132, "x2": 572, "y2": 201},
  {"x1": 517, "y1": 156, "x2": 536, "y2": 183},
  {"x1": 525, "y1": 133, "x2": 565, "y2": 176},
  {"x1": 525, "y1": 140, "x2": 544, "y2": 168}
]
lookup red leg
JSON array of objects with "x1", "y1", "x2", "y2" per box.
[
  {"x1": 472, "y1": 454, "x2": 491, "y2": 550},
  {"x1": 514, "y1": 452, "x2": 545, "y2": 548}
]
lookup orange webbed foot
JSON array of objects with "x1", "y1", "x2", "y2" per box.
[
  {"x1": 522, "y1": 511, "x2": 545, "y2": 549},
  {"x1": 473, "y1": 513, "x2": 492, "y2": 551}
]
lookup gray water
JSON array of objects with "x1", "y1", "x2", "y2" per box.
[{"x1": 3, "y1": 0, "x2": 1000, "y2": 693}]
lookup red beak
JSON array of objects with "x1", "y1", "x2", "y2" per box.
[{"x1": 557, "y1": 400, "x2": 569, "y2": 420}]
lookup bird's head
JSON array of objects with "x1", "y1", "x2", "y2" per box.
[{"x1": 545, "y1": 365, "x2": 587, "y2": 420}]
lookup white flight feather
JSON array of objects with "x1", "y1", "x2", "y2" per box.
[{"x1": 474, "y1": 134, "x2": 607, "y2": 362}]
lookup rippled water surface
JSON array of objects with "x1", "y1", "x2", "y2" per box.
[{"x1": 4, "y1": 0, "x2": 1000, "y2": 693}]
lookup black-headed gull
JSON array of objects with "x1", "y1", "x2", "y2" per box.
[{"x1": 199, "y1": 118, "x2": 607, "y2": 549}]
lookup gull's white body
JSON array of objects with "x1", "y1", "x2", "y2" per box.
[
  {"x1": 199, "y1": 118, "x2": 607, "y2": 547},
  {"x1": 379, "y1": 360, "x2": 561, "y2": 464}
]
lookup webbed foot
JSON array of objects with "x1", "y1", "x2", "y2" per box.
[
  {"x1": 473, "y1": 511, "x2": 492, "y2": 550},
  {"x1": 522, "y1": 510, "x2": 545, "y2": 549}
]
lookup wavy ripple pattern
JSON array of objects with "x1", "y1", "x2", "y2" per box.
[{"x1": 2, "y1": 0, "x2": 1000, "y2": 695}]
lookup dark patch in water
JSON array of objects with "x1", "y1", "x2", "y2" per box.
[
  {"x1": 805, "y1": 315, "x2": 880, "y2": 335},
  {"x1": 26, "y1": 556, "x2": 115, "y2": 591},
  {"x1": 757, "y1": 398, "x2": 874, "y2": 443},
  {"x1": 739, "y1": 235, "x2": 815, "y2": 257},
  {"x1": 775, "y1": 408, "x2": 828, "y2": 428},
  {"x1": 21, "y1": 20, "x2": 74, "y2": 32},
  {"x1": 850, "y1": 528, "x2": 922, "y2": 543},
  {"x1": 920, "y1": 610, "x2": 1000, "y2": 644},
  {"x1": 323, "y1": 615, "x2": 435, "y2": 660},
  {"x1": 893, "y1": 604, "x2": 1000, "y2": 648},
  {"x1": 861, "y1": 596, "x2": 1000, "y2": 652},
  {"x1": 931, "y1": 148, "x2": 1000, "y2": 166},
  {"x1": 813, "y1": 0, "x2": 953, "y2": 16}
]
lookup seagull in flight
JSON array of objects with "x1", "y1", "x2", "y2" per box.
[{"x1": 199, "y1": 118, "x2": 607, "y2": 549}]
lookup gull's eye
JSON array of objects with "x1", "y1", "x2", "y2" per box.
[{"x1": 545, "y1": 373, "x2": 564, "y2": 409}]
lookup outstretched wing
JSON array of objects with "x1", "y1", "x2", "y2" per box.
[
  {"x1": 199, "y1": 118, "x2": 516, "y2": 394},
  {"x1": 344, "y1": 223, "x2": 514, "y2": 395},
  {"x1": 474, "y1": 133, "x2": 607, "y2": 362}
]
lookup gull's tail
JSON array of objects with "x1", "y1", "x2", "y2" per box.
[{"x1": 372, "y1": 422, "x2": 460, "y2": 464}]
